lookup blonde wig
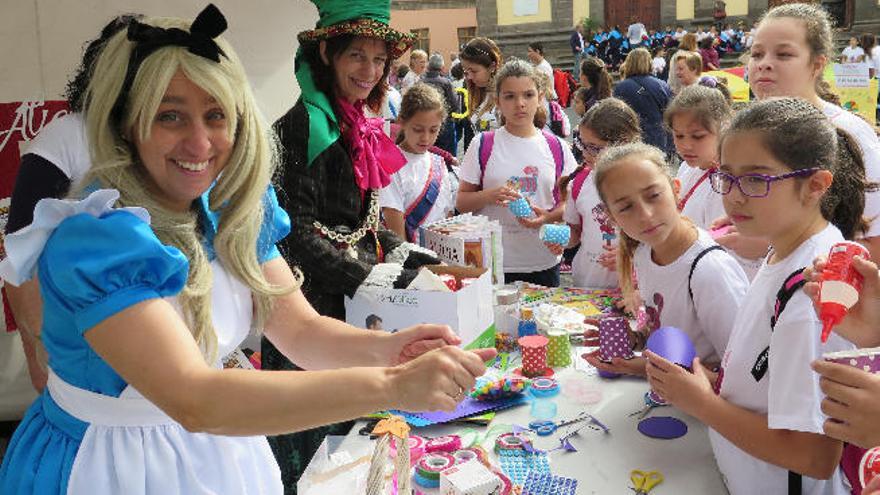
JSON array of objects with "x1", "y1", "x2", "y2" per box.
[{"x1": 80, "y1": 16, "x2": 296, "y2": 362}]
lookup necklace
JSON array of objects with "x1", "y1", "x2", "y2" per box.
[{"x1": 313, "y1": 190, "x2": 381, "y2": 258}]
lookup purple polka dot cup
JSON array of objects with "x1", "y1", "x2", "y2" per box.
[
  {"x1": 598, "y1": 316, "x2": 634, "y2": 362},
  {"x1": 823, "y1": 347, "x2": 880, "y2": 375}
]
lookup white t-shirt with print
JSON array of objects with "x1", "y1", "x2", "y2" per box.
[
  {"x1": 563, "y1": 170, "x2": 618, "y2": 288},
  {"x1": 677, "y1": 162, "x2": 763, "y2": 279},
  {"x1": 460, "y1": 127, "x2": 578, "y2": 273},
  {"x1": 822, "y1": 100, "x2": 880, "y2": 238},
  {"x1": 841, "y1": 46, "x2": 865, "y2": 63},
  {"x1": 380, "y1": 149, "x2": 457, "y2": 242},
  {"x1": 710, "y1": 223, "x2": 852, "y2": 495},
  {"x1": 634, "y1": 228, "x2": 749, "y2": 363},
  {"x1": 23, "y1": 112, "x2": 90, "y2": 183}
]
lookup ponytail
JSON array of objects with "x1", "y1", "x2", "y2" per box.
[
  {"x1": 826, "y1": 128, "x2": 872, "y2": 239},
  {"x1": 616, "y1": 229, "x2": 641, "y2": 299},
  {"x1": 557, "y1": 163, "x2": 589, "y2": 203}
]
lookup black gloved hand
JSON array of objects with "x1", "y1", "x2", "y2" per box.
[
  {"x1": 403, "y1": 250, "x2": 441, "y2": 270},
  {"x1": 393, "y1": 267, "x2": 420, "y2": 289}
]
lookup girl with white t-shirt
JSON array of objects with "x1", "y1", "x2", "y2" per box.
[
  {"x1": 558, "y1": 98, "x2": 641, "y2": 289},
  {"x1": 666, "y1": 83, "x2": 764, "y2": 279},
  {"x1": 840, "y1": 36, "x2": 865, "y2": 63},
  {"x1": 583, "y1": 142, "x2": 748, "y2": 376},
  {"x1": 380, "y1": 84, "x2": 457, "y2": 244},
  {"x1": 742, "y1": 3, "x2": 880, "y2": 262},
  {"x1": 457, "y1": 59, "x2": 577, "y2": 287},
  {"x1": 645, "y1": 98, "x2": 866, "y2": 495}
]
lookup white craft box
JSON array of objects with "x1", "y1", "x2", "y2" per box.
[
  {"x1": 344, "y1": 265, "x2": 496, "y2": 350},
  {"x1": 439, "y1": 460, "x2": 502, "y2": 495}
]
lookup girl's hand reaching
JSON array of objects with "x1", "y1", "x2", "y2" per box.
[
  {"x1": 518, "y1": 205, "x2": 550, "y2": 229},
  {"x1": 813, "y1": 358, "x2": 880, "y2": 449},
  {"x1": 487, "y1": 185, "x2": 521, "y2": 206}
]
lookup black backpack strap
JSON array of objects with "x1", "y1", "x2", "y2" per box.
[
  {"x1": 788, "y1": 470, "x2": 802, "y2": 495},
  {"x1": 750, "y1": 268, "x2": 807, "y2": 383},
  {"x1": 688, "y1": 245, "x2": 725, "y2": 302}
]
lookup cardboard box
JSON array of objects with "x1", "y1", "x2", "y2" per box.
[
  {"x1": 420, "y1": 214, "x2": 504, "y2": 286},
  {"x1": 344, "y1": 265, "x2": 496, "y2": 350}
]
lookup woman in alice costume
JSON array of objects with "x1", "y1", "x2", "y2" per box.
[{"x1": 0, "y1": 5, "x2": 494, "y2": 494}]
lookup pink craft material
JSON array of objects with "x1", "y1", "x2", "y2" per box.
[
  {"x1": 519, "y1": 335, "x2": 550, "y2": 377},
  {"x1": 425, "y1": 435, "x2": 462, "y2": 453},
  {"x1": 560, "y1": 377, "x2": 603, "y2": 405},
  {"x1": 709, "y1": 224, "x2": 732, "y2": 239},
  {"x1": 390, "y1": 435, "x2": 426, "y2": 465},
  {"x1": 439, "y1": 274, "x2": 460, "y2": 291},
  {"x1": 819, "y1": 241, "x2": 870, "y2": 343}
]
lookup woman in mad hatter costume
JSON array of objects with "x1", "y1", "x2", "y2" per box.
[
  {"x1": 267, "y1": 0, "x2": 444, "y2": 491},
  {"x1": 0, "y1": 5, "x2": 493, "y2": 494}
]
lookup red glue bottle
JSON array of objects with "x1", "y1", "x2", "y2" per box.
[{"x1": 818, "y1": 241, "x2": 870, "y2": 343}]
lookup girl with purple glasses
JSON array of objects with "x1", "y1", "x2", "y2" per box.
[{"x1": 645, "y1": 97, "x2": 869, "y2": 495}]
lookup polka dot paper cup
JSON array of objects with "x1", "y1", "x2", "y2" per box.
[
  {"x1": 823, "y1": 347, "x2": 880, "y2": 374},
  {"x1": 508, "y1": 197, "x2": 533, "y2": 218},
  {"x1": 539, "y1": 224, "x2": 571, "y2": 247},
  {"x1": 598, "y1": 316, "x2": 635, "y2": 362}
]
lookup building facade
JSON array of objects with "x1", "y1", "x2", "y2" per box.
[
  {"x1": 390, "y1": 0, "x2": 478, "y2": 64},
  {"x1": 474, "y1": 0, "x2": 879, "y2": 69}
]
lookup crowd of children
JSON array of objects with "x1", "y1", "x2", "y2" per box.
[{"x1": 372, "y1": 2, "x2": 880, "y2": 493}]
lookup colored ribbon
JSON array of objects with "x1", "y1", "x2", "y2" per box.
[{"x1": 336, "y1": 97, "x2": 406, "y2": 192}]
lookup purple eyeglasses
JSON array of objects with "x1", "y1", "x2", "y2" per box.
[
  {"x1": 709, "y1": 167, "x2": 821, "y2": 198},
  {"x1": 575, "y1": 135, "x2": 605, "y2": 157}
]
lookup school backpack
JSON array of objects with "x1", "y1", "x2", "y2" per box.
[
  {"x1": 547, "y1": 100, "x2": 571, "y2": 138},
  {"x1": 478, "y1": 129, "x2": 565, "y2": 206}
]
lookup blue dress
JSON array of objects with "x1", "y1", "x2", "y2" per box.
[{"x1": 0, "y1": 186, "x2": 290, "y2": 494}]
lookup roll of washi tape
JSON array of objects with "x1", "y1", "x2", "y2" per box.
[
  {"x1": 416, "y1": 452, "x2": 455, "y2": 481},
  {"x1": 547, "y1": 329, "x2": 572, "y2": 368},
  {"x1": 529, "y1": 377, "x2": 560, "y2": 397},
  {"x1": 390, "y1": 434, "x2": 427, "y2": 462},
  {"x1": 452, "y1": 448, "x2": 479, "y2": 465},
  {"x1": 425, "y1": 435, "x2": 462, "y2": 454},
  {"x1": 494, "y1": 433, "x2": 525, "y2": 453},
  {"x1": 518, "y1": 334, "x2": 550, "y2": 377},
  {"x1": 412, "y1": 470, "x2": 440, "y2": 489}
]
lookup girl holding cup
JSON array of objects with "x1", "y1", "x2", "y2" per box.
[{"x1": 457, "y1": 59, "x2": 577, "y2": 287}]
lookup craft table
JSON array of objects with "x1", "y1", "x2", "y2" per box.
[{"x1": 341, "y1": 367, "x2": 730, "y2": 494}]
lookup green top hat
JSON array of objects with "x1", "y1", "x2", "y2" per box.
[
  {"x1": 295, "y1": 0, "x2": 415, "y2": 166},
  {"x1": 297, "y1": 0, "x2": 415, "y2": 58}
]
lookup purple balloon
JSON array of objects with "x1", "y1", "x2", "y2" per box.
[{"x1": 646, "y1": 326, "x2": 696, "y2": 369}]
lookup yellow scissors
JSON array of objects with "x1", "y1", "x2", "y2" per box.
[{"x1": 630, "y1": 469, "x2": 664, "y2": 494}]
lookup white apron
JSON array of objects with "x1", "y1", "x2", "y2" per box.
[{"x1": 49, "y1": 261, "x2": 283, "y2": 495}]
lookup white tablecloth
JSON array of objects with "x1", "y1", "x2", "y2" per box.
[{"x1": 341, "y1": 366, "x2": 729, "y2": 494}]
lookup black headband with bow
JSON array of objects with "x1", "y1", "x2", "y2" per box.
[{"x1": 111, "y1": 4, "x2": 228, "y2": 127}]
